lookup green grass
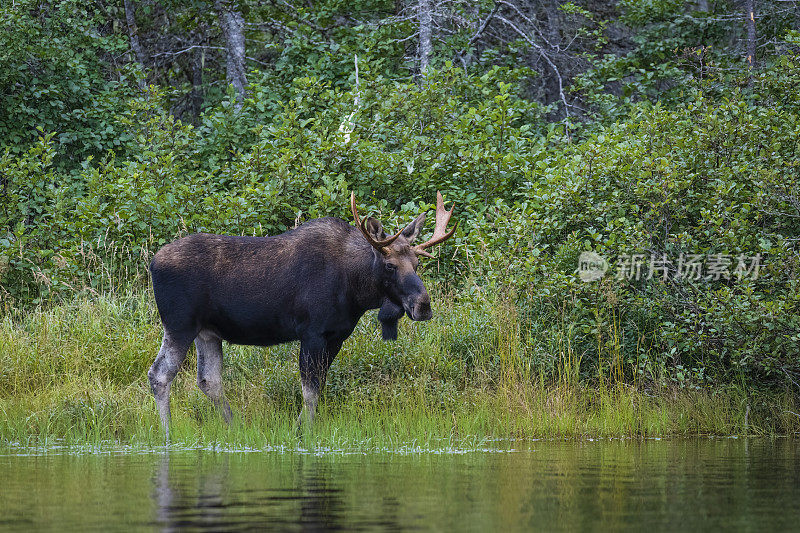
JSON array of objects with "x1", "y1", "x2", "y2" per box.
[{"x1": 1, "y1": 291, "x2": 797, "y2": 449}]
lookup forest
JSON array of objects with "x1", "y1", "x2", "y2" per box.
[{"x1": 1, "y1": 0, "x2": 800, "y2": 441}]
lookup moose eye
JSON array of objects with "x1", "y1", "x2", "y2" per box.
[{"x1": 385, "y1": 263, "x2": 397, "y2": 273}]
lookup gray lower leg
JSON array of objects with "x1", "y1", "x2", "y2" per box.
[
  {"x1": 195, "y1": 330, "x2": 232, "y2": 423},
  {"x1": 298, "y1": 380, "x2": 320, "y2": 426},
  {"x1": 148, "y1": 332, "x2": 189, "y2": 440},
  {"x1": 297, "y1": 337, "x2": 341, "y2": 427}
]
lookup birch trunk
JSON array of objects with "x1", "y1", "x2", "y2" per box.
[
  {"x1": 215, "y1": 0, "x2": 248, "y2": 108},
  {"x1": 745, "y1": 0, "x2": 756, "y2": 69},
  {"x1": 418, "y1": 0, "x2": 433, "y2": 74}
]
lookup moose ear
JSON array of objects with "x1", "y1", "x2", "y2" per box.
[
  {"x1": 363, "y1": 217, "x2": 385, "y2": 240},
  {"x1": 401, "y1": 212, "x2": 426, "y2": 243}
]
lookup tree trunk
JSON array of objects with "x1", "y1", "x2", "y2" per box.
[
  {"x1": 418, "y1": 0, "x2": 433, "y2": 74},
  {"x1": 191, "y1": 47, "x2": 204, "y2": 121},
  {"x1": 214, "y1": 0, "x2": 248, "y2": 108},
  {"x1": 544, "y1": 0, "x2": 561, "y2": 45},
  {"x1": 123, "y1": 0, "x2": 147, "y2": 88},
  {"x1": 745, "y1": 0, "x2": 756, "y2": 69}
]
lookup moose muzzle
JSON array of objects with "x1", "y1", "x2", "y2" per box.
[{"x1": 407, "y1": 292, "x2": 432, "y2": 321}]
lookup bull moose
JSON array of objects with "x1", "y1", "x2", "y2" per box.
[{"x1": 147, "y1": 192, "x2": 457, "y2": 437}]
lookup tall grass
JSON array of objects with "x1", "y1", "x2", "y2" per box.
[{"x1": 1, "y1": 291, "x2": 797, "y2": 448}]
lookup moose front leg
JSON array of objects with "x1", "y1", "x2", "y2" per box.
[
  {"x1": 378, "y1": 299, "x2": 404, "y2": 341},
  {"x1": 298, "y1": 336, "x2": 343, "y2": 427}
]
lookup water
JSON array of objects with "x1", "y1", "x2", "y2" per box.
[{"x1": 1, "y1": 439, "x2": 798, "y2": 531}]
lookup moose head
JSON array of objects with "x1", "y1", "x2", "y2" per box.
[{"x1": 350, "y1": 191, "x2": 457, "y2": 322}]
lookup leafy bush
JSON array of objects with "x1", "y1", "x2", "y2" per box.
[
  {"x1": 468, "y1": 56, "x2": 800, "y2": 387},
  {"x1": 0, "y1": 0, "x2": 139, "y2": 169}
]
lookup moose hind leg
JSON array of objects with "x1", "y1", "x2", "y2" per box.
[
  {"x1": 148, "y1": 330, "x2": 192, "y2": 438},
  {"x1": 195, "y1": 330, "x2": 232, "y2": 423}
]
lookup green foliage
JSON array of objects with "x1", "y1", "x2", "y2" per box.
[
  {"x1": 2, "y1": 63, "x2": 543, "y2": 300},
  {"x1": 577, "y1": 0, "x2": 800, "y2": 121},
  {"x1": 466, "y1": 57, "x2": 800, "y2": 388},
  {"x1": 0, "y1": 0, "x2": 139, "y2": 169}
]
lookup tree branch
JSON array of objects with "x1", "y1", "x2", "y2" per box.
[
  {"x1": 464, "y1": 3, "x2": 499, "y2": 50},
  {"x1": 495, "y1": 14, "x2": 571, "y2": 122}
]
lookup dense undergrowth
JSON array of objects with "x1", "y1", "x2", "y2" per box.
[{"x1": 1, "y1": 291, "x2": 797, "y2": 447}]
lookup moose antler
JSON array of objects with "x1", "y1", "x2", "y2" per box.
[
  {"x1": 413, "y1": 191, "x2": 457, "y2": 258},
  {"x1": 351, "y1": 192, "x2": 403, "y2": 251}
]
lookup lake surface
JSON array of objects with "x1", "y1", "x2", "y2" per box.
[{"x1": 1, "y1": 439, "x2": 798, "y2": 531}]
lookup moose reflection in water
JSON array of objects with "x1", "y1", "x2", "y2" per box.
[
  {"x1": 153, "y1": 454, "x2": 354, "y2": 531},
  {"x1": 152, "y1": 453, "x2": 367, "y2": 531},
  {"x1": 146, "y1": 192, "x2": 457, "y2": 437}
]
